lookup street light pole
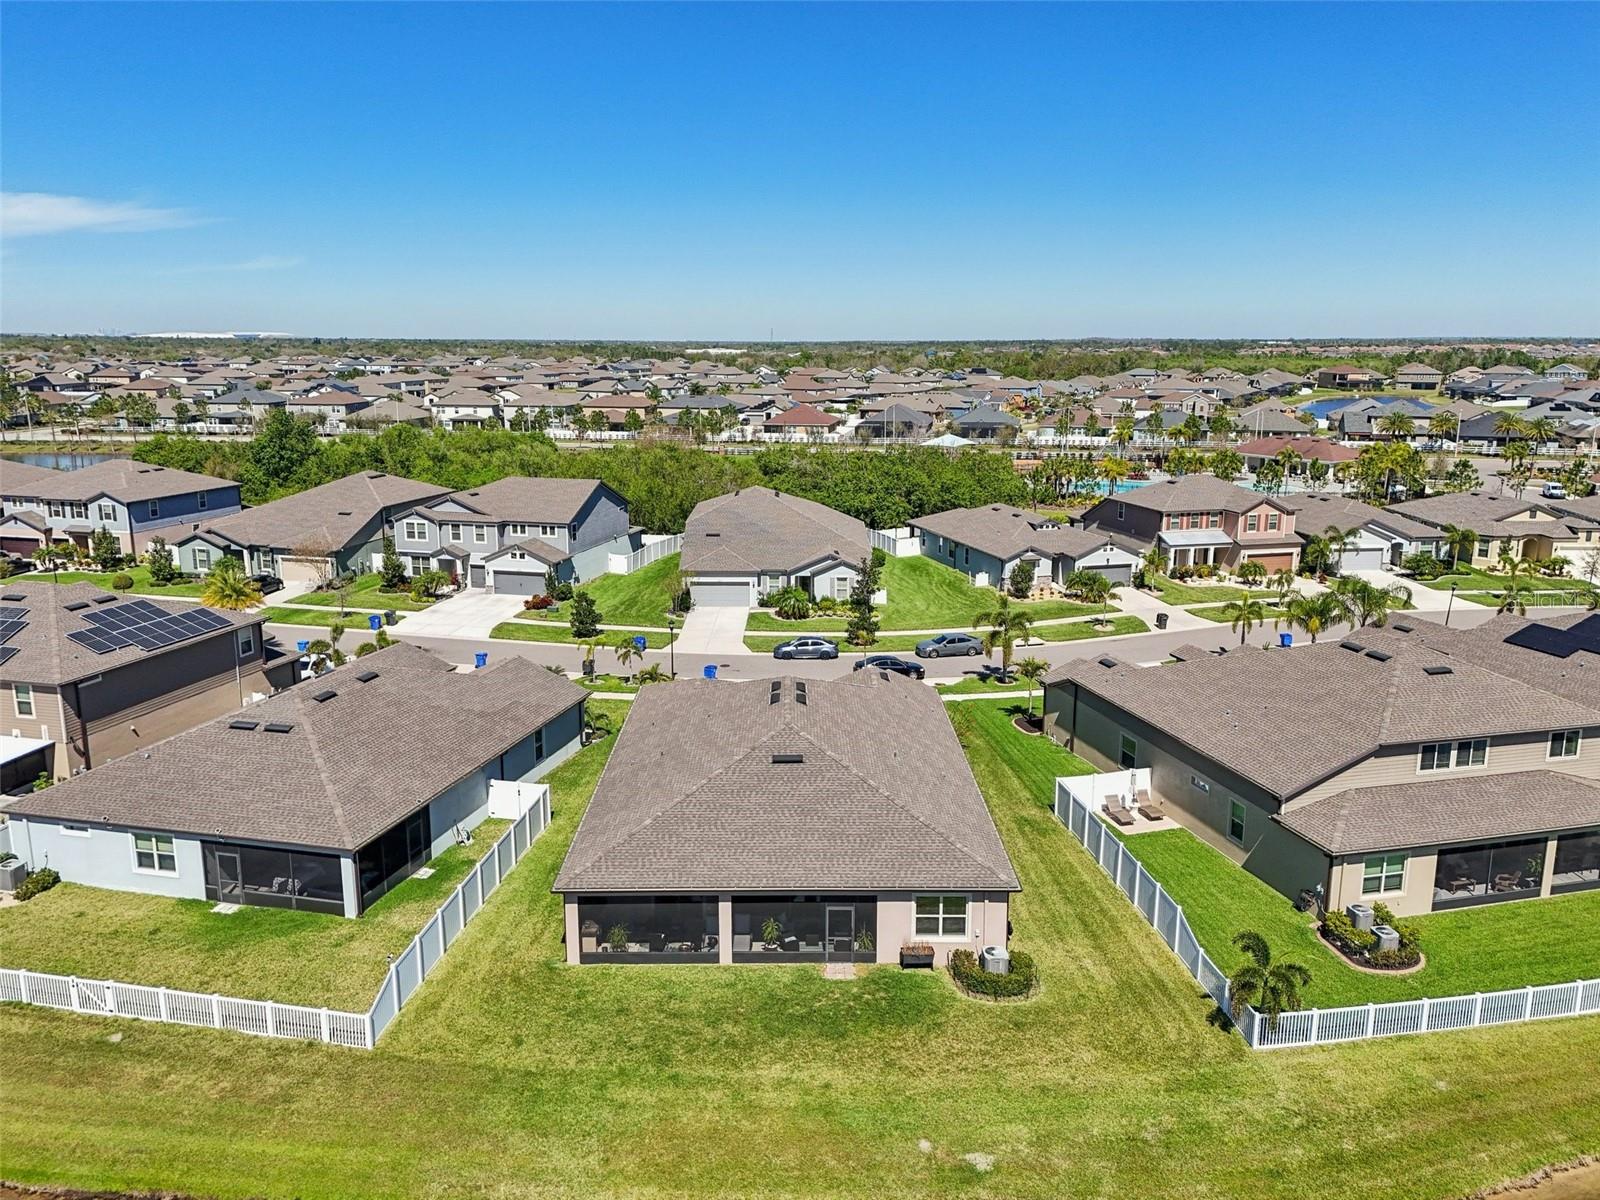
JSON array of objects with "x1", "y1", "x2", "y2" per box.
[
  {"x1": 1445, "y1": 582, "x2": 1457, "y2": 627},
  {"x1": 667, "y1": 616, "x2": 676, "y2": 678}
]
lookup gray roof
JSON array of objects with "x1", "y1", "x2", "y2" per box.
[
  {"x1": 1277, "y1": 770, "x2": 1600, "y2": 854},
  {"x1": 681, "y1": 489, "x2": 869, "y2": 575},
  {"x1": 1277, "y1": 493, "x2": 1439, "y2": 541},
  {"x1": 9, "y1": 644, "x2": 587, "y2": 852},
  {"x1": 185, "y1": 471, "x2": 451, "y2": 554},
  {"x1": 1385, "y1": 492, "x2": 1579, "y2": 539},
  {"x1": 0, "y1": 458, "x2": 234, "y2": 504},
  {"x1": 1047, "y1": 617, "x2": 1600, "y2": 800},
  {"x1": 952, "y1": 404, "x2": 1021, "y2": 428},
  {"x1": 0, "y1": 581, "x2": 258, "y2": 687},
  {"x1": 911, "y1": 504, "x2": 1112, "y2": 563},
  {"x1": 0, "y1": 460, "x2": 62, "y2": 495},
  {"x1": 555, "y1": 672, "x2": 1019, "y2": 893},
  {"x1": 422, "y1": 476, "x2": 617, "y2": 524},
  {"x1": 1104, "y1": 475, "x2": 1291, "y2": 516}
]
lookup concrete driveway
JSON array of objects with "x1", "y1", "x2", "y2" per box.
[
  {"x1": 397, "y1": 590, "x2": 527, "y2": 638},
  {"x1": 674, "y1": 605, "x2": 750, "y2": 655},
  {"x1": 1347, "y1": 567, "x2": 1452, "y2": 612}
]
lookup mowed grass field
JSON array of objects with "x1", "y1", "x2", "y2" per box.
[{"x1": 1, "y1": 699, "x2": 1597, "y2": 1199}]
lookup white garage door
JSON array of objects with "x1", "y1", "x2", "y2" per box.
[
  {"x1": 278, "y1": 556, "x2": 329, "y2": 586},
  {"x1": 492, "y1": 570, "x2": 545, "y2": 596},
  {"x1": 1341, "y1": 546, "x2": 1386, "y2": 572},
  {"x1": 691, "y1": 580, "x2": 752, "y2": 607}
]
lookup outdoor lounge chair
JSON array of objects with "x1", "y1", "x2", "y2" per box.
[
  {"x1": 1136, "y1": 789, "x2": 1166, "y2": 820},
  {"x1": 1104, "y1": 795, "x2": 1137, "y2": 827}
]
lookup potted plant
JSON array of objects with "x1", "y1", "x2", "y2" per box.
[
  {"x1": 899, "y1": 941, "x2": 935, "y2": 969},
  {"x1": 854, "y1": 929, "x2": 875, "y2": 957},
  {"x1": 605, "y1": 923, "x2": 630, "y2": 953},
  {"x1": 761, "y1": 915, "x2": 782, "y2": 951},
  {"x1": 580, "y1": 919, "x2": 600, "y2": 955}
]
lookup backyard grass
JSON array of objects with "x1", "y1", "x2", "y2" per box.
[
  {"x1": 1421, "y1": 566, "x2": 1594, "y2": 593},
  {"x1": 490, "y1": 620, "x2": 675, "y2": 648},
  {"x1": 576, "y1": 552, "x2": 681, "y2": 627},
  {"x1": 14, "y1": 565, "x2": 206, "y2": 598},
  {"x1": 259, "y1": 605, "x2": 403, "y2": 630},
  {"x1": 933, "y1": 673, "x2": 1035, "y2": 694},
  {"x1": 1108, "y1": 825, "x2": 1600, "y2": 1008},
  {"x1": 1, "y1": 697, "x2": 1598, "y2": 1200},
  {"x1": 294, "y1": 572, "x2": 435, "y2": 612},
  {"x1": 742, "y1": 615, "x2": 1148, "y2": 655}
]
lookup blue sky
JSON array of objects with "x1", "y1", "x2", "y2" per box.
[{"x1": 2, "y1": 2, "x2": 1596, "y2": 339}]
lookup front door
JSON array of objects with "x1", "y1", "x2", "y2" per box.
[
  {"x1": 825, "y1": 905, "x2": 854, "y2": 962},
  {"x1": 216, "y1": 851, "x2": 243, "y2": 904}
]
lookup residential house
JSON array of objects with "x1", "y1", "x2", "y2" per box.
[
  {"x1": 951, "y1": 405, "x2": 1021, "y2": 441},
  {"x1": 172, "y1": 471, "x2": 452, "y2": 584},
  {"x1": 392, "y1": 476, "x2": 632, "y2": 593},
  {"x1": 910, "y1": 504, "x2": 1140, "y2": 588},
  {"x1": 1233, "y1": 435, "x2": 1359, "y2": 474},
  {"x1": 681, "y1": 488, "x2": 873, "y2": 608},
  {"x1": 1314, "y1": 364, "x2": 1388, "y2": 390},
  {"x1": 1277, "y1": 493, "x2": 1444, "y2": 570},
  {"x1": 0, "y1": 581, "x2": 274, "y2": 787},
  {"x1": 762, "y1": 403, "x2": 840, "y2": 439},
  {"x1": 1077, "y1": 476, "x2": 1301, "y2": 573},
  {"x1": 0, "y1": 459, "x2": 242, "y2": 556},
  {"x1": 553, "y1": 671, "x2": 1020, "y2": 964},
  {"x1": 1234, "y1": 401, "x2": 1313, "y2": 438},
  {"x1": 1043, "y1": 613, "x2": 1600, "y2": 917},
  {"x1": 6, "y1": 644, "x2": 586, "y2": 916},
  {"x1": 1393, "y1": 363, "x2": 1444, "y2": 390},
  {"x1": 1546, "y1": 364, "x2": 1591, "y2": 382},
  {"x1": 1385, "y1": 492, "x2": 1594, "y2": 567},
  {"x1": 855, "y1": 403, "x2": 934, "y2": 440}
]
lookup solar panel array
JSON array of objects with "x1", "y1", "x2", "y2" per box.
[
  {"x1": 0, "y1": 603, "x2": 27, "y2": 668},
  {"x1": 64, "y1": 599, "x2": 235, "y2": 656},
  {"x1": 1505, "y1": 614, "x2": 1600, "y2": 660}
]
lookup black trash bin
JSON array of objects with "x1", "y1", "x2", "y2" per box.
[
  {"x1": 1155, "y1": 611, "x2": 1168, "y2": 630},
  {"x1": 384, "y1": 609, "x2": 397, "y2": 626}
]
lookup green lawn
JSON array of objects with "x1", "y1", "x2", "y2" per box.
[
  {"x1": 294, "y1": 572, "x2": 435, "y2": 612},
  {"x1": 491, "y1": 621, "x2": 675, "y2": 648},
  {"x1": 743, "y1": 615, "x2": 1148, "y2": 654},
  {"x1": 1147, "y1": 576, "x2": 1281, "y2": 606},
  {"x1": 14, "y1": 565, "x2": 206, "y2": 598},
  {"x1": 0, "y1": 819, "x2": 512, "y2": 1010},
  {"x1": 259, "y1": 605, "x2": 402, "y2": 630},
  {"x1": 2, "y1": 698, "x2": 1599, "y2": 1200},
  {"x1": 934, "y1": 674, "x2": 1036, "y2": 695},
  {"x1": 577, "y1": 552, "x2": 681, "y2": 628},
  {"x1": 1422, "y1": 566, "x2": 1593, "y2": 593},
  {"x1": 1188, "y1": 604, "x2": 1288, "y2": 625},
  {"x1": 1109, "y1": 825, "x2": 1600, "y2": 1008}
]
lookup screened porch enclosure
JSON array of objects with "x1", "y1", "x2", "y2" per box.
[
  {"x1": 577, "y1": 895, "x2": 719, "y2": 962},
  {"x1": 1432, "y1": 837, "x2": 1547, "y2": 908},
  {"x1": 731, "y1": 896, "x2": 877, "y2": 963},
  {"x1": 357, "y1": 810, "x2": 430, "y2": 912},
  {"x1": 201, "y1": 841, "x2": 345, "y2": 915}
]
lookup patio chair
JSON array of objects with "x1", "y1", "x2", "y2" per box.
[
  {"x1": 1104, "y1": 795, "x2": 1137, "y2": 827},
  {"x1": 1136, "y1": 789, "x2": 1166, "y2": 820}
]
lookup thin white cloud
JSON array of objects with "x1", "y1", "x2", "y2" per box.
[
  {"x1": 162, "y1": 255, "x2": 305, "y2": 275},
  {"x1": 0, "y1": 191, "x2": 207, "y2": 237}
]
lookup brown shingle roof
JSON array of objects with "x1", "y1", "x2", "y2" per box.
[
  {"x1": 187, "y1": 471, "x2": 451, "y2": 553},
  {"x1": 554, "y1": 672, "x2": 1019, "y2": 893},
  {"x1": 681, "y1": 489, "x2": 869, "y2": 575}
]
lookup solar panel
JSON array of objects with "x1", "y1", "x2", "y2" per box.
[
  {"x1": 0, "y1": 646, "x2": 16, "y2": 666},
  {"x1": 65, "y1": 600, "x2": 237, "y2": 655}
]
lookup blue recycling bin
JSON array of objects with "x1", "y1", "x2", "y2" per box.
[
  {"x1": 368, "y1": 613, "x2": 382, "y2": 631},
  {"x1": 1279, "y1": 632, "x2": 1293, "y2": 648},
  {"x1": 296, "y1": 639, "x2": 310, "y2": 654},
  {"x1": 703, "y1": 664, "x2": 718, "y2": 680},
  {"x1": 474, "y1": 651, "x2": 488, "y2": 669},
  {"x1": 633, "y1": 634, "x2": 647, "y2": 652}
]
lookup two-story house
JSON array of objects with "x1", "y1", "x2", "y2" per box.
[
  {"x1": 0, "y1": 581, "x2": 276, "y2": 789},
  {"x1": 1044, "y1": 612, "x2": 1600, "y2": 917},
  {"x1": 1077, "y1": 476, "x2": 1301, "y2": 574},
  {"x1": 392, "y1": 476, "x2": 632, "y2": 594},
  {"x1": 0, "y1": 459, "x2": 242, "y2": 557}
]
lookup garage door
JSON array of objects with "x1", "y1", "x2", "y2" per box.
[
  {"x1": 278, "y1": 556, "x2": 328, "y2": 586},
  {"x1": 1092, "y1": 564, "x2": 1134, "y2": 586},
  {"x1": 1, "y1": 535, "x2": 43, "y2": 556},
  {"x1": 691, "y1": 580, "x2": 752, "y2": 607},
  {"x1": 1341, "y1": 546, "x2": 1385, "y2": 572},
  {"x1": 492, "y1": 570, "x2": 545, "y2": 596},
  {"x1": 1246, "y1": 553, "x2": 1295, "y2": 573}
]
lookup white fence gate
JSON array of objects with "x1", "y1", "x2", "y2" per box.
[
  {"x1": 0, "y1": 801, "x2": 551, "y2": 1050},
  {"x1": 1053, "y1": 779, "x2": 1600, "y2": 1050}
]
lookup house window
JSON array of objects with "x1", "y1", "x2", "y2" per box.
[
  {"x1": 195, "y1": 548, "x2": 211, "y2": 570},
  {"x1": 538, "y1": 524, "x2": 560, "y2": 538},
  {"x1": 1208, "y1": 513, "x2": 1220, "y2": 529},
  {"x1": 533, "y1": 727, "x2": 545, "y2": 762},
  {"x1": 914, "y1": 894, "x2": 969, "y2": 939},
  {"x1": 1549, "y1": 730, "x2": 1581, "y2": 759},
  {"x1": 1227, "y1": 799, "x2": 1247, "y2": 845},
  {"x1": 1455, "y1": 738, "x2": 1488, "y2": 768},
  {"x1": 1246, "y1": 514, "x2": 1259, "y2": 532},
  {"x1": 1267, "y1": 512, "x2": 1280, "y2": 531},
  {"x1": 133, "y1": 832, "x2": 178, "y2": 874},
  {"x1": 1115, "y1": 502, "x2": 1126, "y2": 521},
  {"x1": 237, "y1": 627, "x2": 255, "y2": 658},
  {"x1": 1119, "y1": 733, "x2": 1136, "y2": 769},
  {"x1": 508, "y1": 523, "x2": 528, "y2": 537},
  {"x1": 197, "y1": 491, "x2": 208, "y2": 511},
  {"x1": 72, "y1": 503, "x2": 88, "y2": 520},
  {"x1": 13, "y1": 683, "x2": 33, "y2": 718},
  {"x1": 474, "y1": 525, "x2": 488, "y2": 544},
  {"x1": 49, "y1": 502, "x2": 63, "y2": 518},
  {"x1": 1419, "y1": 742, "x2": 1453, "y2": 771},
  {"x1": 448, "y1": 523, "x2": 463, "y2": 542},
  {"x1": 98, "y1": 503, "x2": 114, "y2": 521},
  {"x1": 148, "y1": 500, "x2": 160, "y2": 519},
  {"x1": 1476, "y1": 537, "x2": 1491, "y2": 557},
  {"x1": 61, "y1": 824, "x2": 90, "y2": 837},
  {"x1": 1362, "y1": 853, "x2": 1406, "y2": 896},
  {"x1": 404, "y1": 520, "x2": 426, "y2": 541}
]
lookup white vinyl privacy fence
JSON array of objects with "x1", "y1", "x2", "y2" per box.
[
  {"x1": 0, "y1": 791, "x2": 551, "y2": 1051},
  {"x1": 1054, "y1": 780, "x2": 1600, "y2": 1050},
  {"x1": 622, "y1": 534, "x2": 681, "y2": 574}
]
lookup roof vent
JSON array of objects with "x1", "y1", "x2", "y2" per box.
[
  {"x1": 1339, "y1": 640, "x2": 1365, "y2": 652},
  {"x1": 63, "y1": 601, "x2": 90, "y2": 612},
  {"x1": 1, "y1": 593, "x2": 23, "y2": 602},
  {"x1": 312, "y1": 689, "x2": 337, "y2": 703},
  {"x1": 356, "y1": 670, "x2": 380, "y2": 683},
  {"x1": 1097, "y1": 656, "x2": 1118, "y2": 668},
  {"x1": 705, "y1": 531, "x2": 721, "y2": 537},
  {"x1": 1424, "y1": 665, "x2": 1454, "y2": 676},
  {"x1": 264, "y1": 721, "x2": 294, "y2": 733},
  {"x1": 92, "y1": 594, "x2": 118, "y2": 604},
  {"x1": 228, "y1": 719, "x2": 260, "y2": 731},
  {"x1": 1392, "y1": 623, "x2": 1415, "y2": 633},
  {"x1": 1364, "y1": 649, "x2": 1393, "y2": 662},
  {"x1": 771, "y1": 752, "x2": 804, "y2": 764},
  {"x1": 769, "y1": 681, "x2": 781, "y2": 705}
]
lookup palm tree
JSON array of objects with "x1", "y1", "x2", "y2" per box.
[
  {"x1": 972, "y1": 594, "x2": 1034, "y2": 679},
  {"x1": 1377, "y1": 410, "x2": 1415, "y2": 441},
  {"x1": 1014, "y1": 657, "x2": 1049, "y2": 716},
  {"x1": 1525, "y1": 416, "x2": 1558, "y2": 452},
  {"x1": 1323, "y1": 525, "x2": 1357, "y2": 575},
  {"x1": 1281, "y1": 590, "x2": 1342, "y2": 643},
  {"x1": 1099, "y1": 455, "x2": 1131, "y2": 491},
  {"x1": 635, "y1": 663, "x2": 669, "y2": 685},
  {"x1": 1496, "y1": 581, "x2": 1533, "y2": 615},
  {"x1": 1494, "y1": 412, "x2": 1528, "y2": 442},
  {"x1": 1222, "y1": 597, "x2": 1267, "y2": 646},
  {"x1": 1440, "y1": 524, "x2": 1477, "y2": 572},
  {"x1": 1227, "y1": 930, "x2": 1312, "y2": 1033},
  {"x1": 200, "y1": 557, "x2": 262, "y2": 610},
  {"x1": 612, "y1": 634, "x2": 641, "y2": 680},
  {"x1": 1428, "y1": 410, "x2": 1459, "y2": 446},
  {"x1": 1331, "y1": 576, "x2": 1411, "y2": 628},
  {"x1": 1299, "y1": 533, "x2": 1335, "y2": 578},
  {"x1": 1268, "y1": 567, "x2": 1297, "y2": 604},
  {"x1": 1137, "y1": 545, "x2": 1168, "y2": 590},
  {"x1": 1273, "y1": 445, "x2": 1301, "y2": 486}
]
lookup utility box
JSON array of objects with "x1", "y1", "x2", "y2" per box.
[
  {"x1": 1371, "y1": 924, "x2": 1400, "y2": 953},
  {"x1": 0, "y1": 859, "x2": 30, "y2": 891},
  {"x1": 1345, "y1": 903, "x2": 1375, "y2": 931},
  {"x1": 980, "y1": 945, "x2": 1011, "y2": 975}
]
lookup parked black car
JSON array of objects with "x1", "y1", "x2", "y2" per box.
[
  {"x1": 772, "y1": 635, "x2": 839, "y2": 661},
  {"x1": 853, "y1": 654, "x2": 926, "y2": 680},
  {"x1": 249, "y1": 572, "x2": 284, "y2": 596}
]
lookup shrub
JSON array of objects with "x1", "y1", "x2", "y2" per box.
[
  {"x1": 769, "y1": 586, "x2": 813, "y2": 621},
  {"x1": 1321, "y1": 910, "x2": 1375, "y2": 955},
  {"x1": 549, "y1": 579, "x2": 575, "y2": 602},
  {"x1": 524, "y1": 594, "x2": 554, "y2": 610},
  {"x1": 354, "y1": 641, "x2": 378, "y2": 657},
  {"x1": 14, "y1": 868, "x2": 61, "y2": 902},
  {"x1": 1008, "y1": 560, "x2": 1035, "y2": 599},
  {"x1": 1401, "y1": 551, "x2": 1445, "y2": 579},
  {"x1": 948, "y1": 947, "x2": 1038, "y2": 999},
  {"x1": 568, "y1": 591, "x2": 602, "y2": 639},
  {"x1": 1237, "y1": 560, "x2": 1267, "y2": 585}
]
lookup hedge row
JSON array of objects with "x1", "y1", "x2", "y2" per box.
[{"x1": 949, "y1": 948, "x2": 1038, "y2": 999}]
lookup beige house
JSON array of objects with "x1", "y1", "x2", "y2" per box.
[
  {"x1": 553, "y1": 671, "x2": 1019, "y2": 965},
  {"x1": 1043, "y1": 613, "x2": 1600, "y2": 917},
  {"x1": 1387, "y1": 492, "x2": 1598, "y2": 568}
]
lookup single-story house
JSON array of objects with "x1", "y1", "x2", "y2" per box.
[
  {"x1": 909, "y1": 504, "x2": 1140, "y2": 588},
  {"x1": 762, "y1": 403, "x2": 840, "y2": 438},
  {"x1": 681, "y1": 488, "x2": 876, "y2": 608},
  {"x1": 6, "y1": 644, "x2": 587, "y2": 917},
  {"x1": 950, "y1": 405, "x2": 1022, "y2": 440},
  {"x1": 1277, "y1": 493, "x2": 1444, "y2": 571},
  {"x1": 553, "y1": 671, "x2": 1020, "y2": 964},
  {"x1": 1234, "y1": 435, "x2": 1359, "y2": 474}
]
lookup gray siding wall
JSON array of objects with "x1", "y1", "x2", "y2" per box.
[
  {"x1": 570, "y1": 488, "x2": 630, "y2": 554},
  {"x1": 918, "y1": 531, "x2": 1006, "y2": 586},
  {"x1": 1079, "y1": 496, "x2": 1162, "y2": 548},
  {"x1": 10, "y1": 818, "x2": 207, "y2": 900}
]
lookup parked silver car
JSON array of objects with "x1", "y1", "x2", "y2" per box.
[
  {"x1": 772, "y1": 635, "x2": 839, "y2": 661},
  {"x1": 915, "y1": 632, "x2": 984, "y2": 658}
]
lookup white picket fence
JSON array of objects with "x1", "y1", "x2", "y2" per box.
[
  {"x1": 0, "y1": 797, "x2": 551, "y2": 1050},
  {"x1": 1054, "y1": 782, "x2": 1600, "y2": 1050},
  {"x1": 622, "y1": 534, "x2": 681, "y2": 574}
]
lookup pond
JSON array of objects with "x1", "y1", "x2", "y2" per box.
[{"x1": 0, "y1": 451, "x2": 124, "y2": 471}]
